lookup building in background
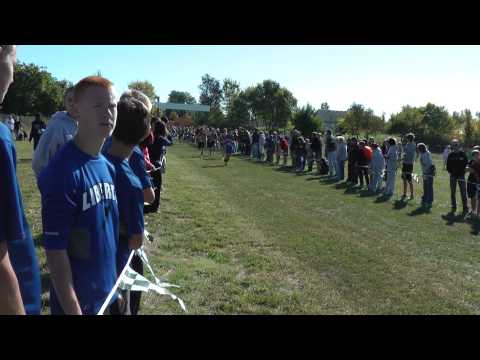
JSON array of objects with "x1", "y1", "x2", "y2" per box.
[{"x1": 316, "y1": 109, "x2": 346, "y2": 134}]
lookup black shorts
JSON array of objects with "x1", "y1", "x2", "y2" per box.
[
  {"x1": 401, "y1": 163, "x2": 413, "y2": 181},
  {"x1": 207, "y1": 141, "x2": 215, "y2": 148},
  {"x1": 198, "y1": 142, "x2": 205, "y2": 149},
  {"x1": 467, "y1": 180, "x2": 479, "y2": 198}
]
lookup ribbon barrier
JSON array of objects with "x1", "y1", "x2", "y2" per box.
[
  {"x1": 98, "y1": 250, "x2": 135, "y2": 316},
  {"x1": 118, "y1": 262, "x2": 187, "y2": 313},
  {"x1": 98, "y1": 246, "x2": 187, "y2": 315}
]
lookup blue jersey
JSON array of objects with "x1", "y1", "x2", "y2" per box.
[
  {"x1": 103, "y1": 152, "x2": 144, "y2": 272},
  {"x1": 38, "y1": 140, "x2": 119, "y2": 315},
  {"x1": 0, "y1": 123, "x2": 41, "y2": 315},
  {"x1": 129, "y1": 146, "x2": 152, "y2": 189},
  {"x1": 104, "y1": 138, "x2": 151, "y2": 190}
]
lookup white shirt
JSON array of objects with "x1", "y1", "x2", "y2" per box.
[
  {"x1": 32, "y1": 111, "x2": 78, "y2": 178},
  {"x1": 386, "y1": 145, "x2": 398, "y2": 168}
]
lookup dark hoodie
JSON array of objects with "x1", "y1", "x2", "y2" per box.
[
  {"x1": 311, "y1": 136, "x2": 322, "y2": 156},
  {"x1": 446, "y1": 150, "x2": 468, "y2": 178}
]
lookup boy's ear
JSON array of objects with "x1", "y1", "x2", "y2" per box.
[{"x1": 70, "y1": 101, "x2": 79, "y2": 120}]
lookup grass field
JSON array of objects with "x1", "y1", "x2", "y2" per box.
[{"x1": 15, "y1": 140, "x2": 480, "y2": 314}]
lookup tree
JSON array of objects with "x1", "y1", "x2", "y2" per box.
[
  {"x1": 342, "y1": 103, "x2": 365, "y2": 136},
  {"x1": 463, "y1": 109, "x2": 475, "y2": 147},
  {"x1": 255, "y1": 80, "x2": 297, "y2": 130},
  {"x1": 359, "y1": 108, "x2": 384, "y2": 138},
  {"x1": 236, "y1": 80, "x2": 297, "y2": 131},
  {"x1": 199, "y1": 74, "x2": 223, "y2": 110},
  {"x1": 271, "y1": 87, "x2": 297, "y2": 130},
  {"x1": 167, "y1": 90, "x2": 196, "y2": 117},
  {"x1": 320, "y1": 102, "x2": 330, "y2": 110},
  {"x1": 226, "y1": 91, "x2": 251, "y2": 128},
  {"x1": 2, "y1": 62, "x2": 73, "y2": 116},
  {"x1": 387, "y1": 105, "x2": 423, "y2": 135},
  {"x1": 222, "y1": 78, "x2": 240, "y2": 114},
  {"x1": 420, "y1": 103, "x2": 456, "y2": 145},
  {"x1": 198, "y1": 74, "x2": 223, "y2": 126},
  {"x1": 128, "y1": 80, "x2": 157, "y2": 104},
  {"x1": 292, "y1": 104, "x2": 323, "y2": 136},
  {"x1": 451, "y1": 111, "x2": 464, "y2": 128},
  {"x1": 243, "y1": 85, "x2": 263, "y2": 128},
  {"x1": 209, "y1": 109, "x2": 226, "y2": 129},
  {"x1": 168, "y1": 90, "x2": 196, "y2": 104},
  {"x1": 368, "y1": 113, "x2": 385, "y2": 136}
]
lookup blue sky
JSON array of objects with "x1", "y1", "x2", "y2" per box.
[{"x1": 17, "y1": 45, "x2": 480, "y2": 117}]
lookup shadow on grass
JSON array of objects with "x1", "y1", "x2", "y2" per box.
[
  {"x1": 344, "y1": 186, "x2": 362, "y2": 195},
  {"x1": 18, "y1": 158, "x2": 33, "y2": 164},
  {"x1": 407, "y1": 206, "x2": 431, "y2": 216},
  {"x1": 393, "y1": 199, "x2": 408, "y2": 210},
  {"x1": 334, "y1": 182, "x2": 349, "y2": 189},
  {"x1": 320, "y1": 177, "x2": 339, "y2": 185},
  {"x1": 295, "y1": 172, "x2": 310, "y2": 176},
  {"x1": 306, "y1": 176, "x2": 323, "y2": 181},
  {"x1": 202, "y1": 164, "x2": 226, "y2": 168},
  {"x1": 441, "y1": 211, "x2": 466, "y2": 226},
  {"x1": 374, "y1": 194, "x2": 393, "y2": 203},
  {"x1": 275, "y1": 166, "x2": 294, "y2": 173},
  {"x1": 359, "y1": 189, "x2": 375, "y2": 197},
  {"x1": 470, "y1": 219, "x2": 480, "y2": 235}
]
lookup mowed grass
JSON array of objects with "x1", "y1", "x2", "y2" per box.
[{"x1": 15, "y1": 140, "x2": 480, "y2": 315}]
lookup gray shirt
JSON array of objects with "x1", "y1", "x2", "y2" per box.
[
  {"x1": 336, "y1": 142, "x2": 347, "y2": 161},
  {"x1": 403, "y1": 142, "x2": 416, "y2": 165},
  {"x1": 386, "y1": 144, "x2": 398, "y2": 168},
  {"x1": 420, "y1": 151, "x2": 433, "y2": 175},
  {"x1": 32, "y1": 111, "x2": 78, "y2": 177}
]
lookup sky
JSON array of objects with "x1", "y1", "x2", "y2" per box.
[{"x1": 16, "y1": 45, "x2": 480, "y2": 117}]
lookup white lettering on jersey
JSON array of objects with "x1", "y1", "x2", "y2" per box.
[
  {"x1": 89, "y1": 187, "x2": 97, "y2": 206},
  {"x1": 110, "y1": 184, "x2": 117, "y2": 201},
  {"x1": 81, "y1": 182, "x2": 116, "y2": 212},
  {"x1": 83, "y1": 191, "x2": 91, "y2": 211},
  {"x1": 104, "y1": 182, "x2": 111, "y2": 200},
  {"x1": 93, "y1": 184, "x2": 101, "y2": 204}
]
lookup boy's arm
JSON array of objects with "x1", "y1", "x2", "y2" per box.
[
  {"x1": 0, "y1": 140, "x2": 27, "y2": 315},
  {"x1": 0, "y1": 241, "x2": 25, "y2": 315},
  {"x1": 143, "y1": 188, "x2": 155, "y2": 204},
  {"x1": 128, "y1": 190, "x2": 145, "y2": 250},
  {"x1": 45, "y1": 249, "x2": 82, "y2": 315},
  {"x1": 129, "y1": 150, "x2": 155, "y2": 204},
  {"x1": 129, "y1": 234, "x2": 143, "y2": 251},
  {"x1": 39, "y1": 163, "x2": 81, "y2": 314}
]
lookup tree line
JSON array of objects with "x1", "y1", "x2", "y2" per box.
[{"x1": 3, "y1": 63, "x2": 479, "y2": 148}]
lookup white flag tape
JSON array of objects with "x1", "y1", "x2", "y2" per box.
[
  {"x1": 98, "y1": 250, "x2": 135, "y2": 316},
  {"x1": 119, "y1": 265, "x2": 187, "y2": 312},
  {"x1": 98, "y1": 246, "x2": 187, "y2": 315}
]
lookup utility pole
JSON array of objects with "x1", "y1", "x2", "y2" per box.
[{"x1": 155, "y1": 96, "x2": 160, "y2": 117}]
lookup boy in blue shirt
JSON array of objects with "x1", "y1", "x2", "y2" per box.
[
  {"x1": 39, "y1": 76, "x2": 120, "y2": 315},
  {"x1": 103, "y1": 97, "x2": 150, "y2": 315},
  {"x1": 0, "y1": 45, "x2": 41, "y2": 315}
]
